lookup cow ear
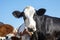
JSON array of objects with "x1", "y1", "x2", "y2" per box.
[
  {"x1": 12, "y1": 11, "x2": 23, "y2": 18},
  {"x1": 37, "y1": 8, "x2": 46, "y2": 16}
]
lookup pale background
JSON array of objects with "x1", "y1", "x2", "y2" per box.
[{"x1": 0, "y1": 0, "x2": 60, "y2": 29}]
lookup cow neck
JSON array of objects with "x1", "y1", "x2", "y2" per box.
[
  {"x1": 41, "y1": 15, "x2": 47, "y2": 34},
  {"x1": 34, "y1": 15, "x2": 46, "y2": 33}
]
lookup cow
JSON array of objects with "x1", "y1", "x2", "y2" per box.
[
  {"x1": 0, "y1": 24, "x2": 14, "y2": 37},
  {"x1": 0, "y1": 24, "x2": 17, "y2": 40},
  {"x1": 6, "y1": 23, "x2": 32, "y2": 40},
  {"x1": 12, "y1": 6, "x2": 60, "y2": 40},
  {"x1": 17, "y1": 23, "x2": 33, "y2": 40},
  {"x1": 12, "y1": 6, "x2": 46, "y2": 40}
]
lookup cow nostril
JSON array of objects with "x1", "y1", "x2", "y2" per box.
[{"x1": 28, "y1": 28, "x2": 34, "y2": 32}]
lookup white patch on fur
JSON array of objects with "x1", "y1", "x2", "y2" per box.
[
  {"x1": 6, "y1": 33, "x2": 15, "y2": 38},
  {"x1": 13, "y1": 28, "x2": 17, "y2": 34},
  {"x1": 24, "y1": 6, "x2": 36, "y2": 31},
  {"x1": 6, "y1": 33, "x2": 15, "y2": 40},
  {"x1": 0, "y1": 37, "x2": 6, "y2": 40},
  {"x1": 24, "y1": 6, "x2": 35, "y2": 18},
  {"x1": 6, "y1": 29, "x2": 18, "y2": 40}
]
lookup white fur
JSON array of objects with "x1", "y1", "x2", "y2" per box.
[
  {"x1": 0, "y1": 29, "x2": 17, "y2": 40},
  {"x1": 6, "y1": 29, "x2": 17, "y2": 40},
  {"x1": 6, "y1": 33, "x2": 15, "y2": 40},
  {"x1": 13, "y1": 28, "x2": 17, "y2": 34},
  {"x1": 24, "y1": 6, "x2": 36, "y2": 31},
  {"x1": 6, "y1": 33, "x2": 15, "y2": 37},
  {"x1": 24, "y1": 6, "x2": 35, "y2": 18},
  {"x1": 0, "y1": 37, "x2": 6, "y2": 40}
]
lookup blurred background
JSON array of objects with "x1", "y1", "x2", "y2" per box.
[{"x1": 0, "y1": 0, "x2": 60, "y2": 28}]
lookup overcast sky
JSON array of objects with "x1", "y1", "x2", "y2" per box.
[{"x1": 0, "y1": 0, "x2": 60, "y2": 28}]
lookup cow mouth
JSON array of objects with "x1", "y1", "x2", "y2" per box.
[{"x1": 28, "y1": 28, "x2": 34, "y2": 32}]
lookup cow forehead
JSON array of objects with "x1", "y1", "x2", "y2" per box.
[
  {"x1": 24, "y1": 6, "x2": 35, "y2": 10},
  {"x1": 24, "y1": 6, "x2": 36, "y2": 18},
  {"x1": 23, "y1": 6, "x2": 37, "y2": 32}
]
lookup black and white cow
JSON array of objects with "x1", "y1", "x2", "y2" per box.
[
  {"x1": 12, "y1": 6, "x2": 46, "y2": 40},
  {"x1": 12, "y1": 6, "x2": 60, "y2": 40}
]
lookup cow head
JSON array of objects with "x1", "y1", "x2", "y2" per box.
[
  {"x1": 12, "y1": 6, "x2": 46, "y2": 32},
  {"x1": 5, "y1": 28, "x2": 18, "y2": 39}
]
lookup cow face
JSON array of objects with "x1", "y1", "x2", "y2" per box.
[
  {"x1": 6, "y1": 33, "x2": 15, "y2": 40},
  {"x1": 12, "y1": 6, "x2": 46, "y2": 32},
  {"x1": 5, "y1": 28, "x2": 17, "y2": 40}
]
